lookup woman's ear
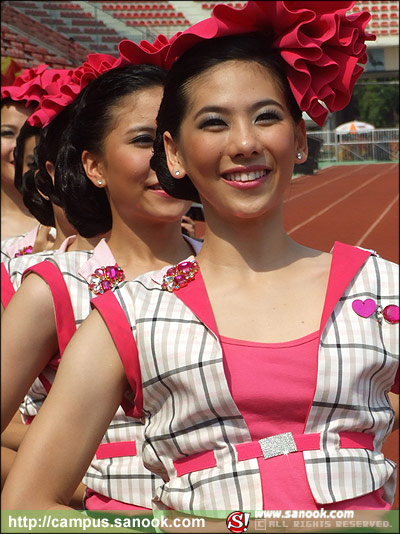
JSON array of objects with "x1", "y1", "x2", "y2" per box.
[
  {"x1": 163, "y1": 132, "x2": 186, "y2": 179},
  {"x1": 295, "y1": 119, "x2": 309, "y2": 162},
  {"x1": 45, "y1": 161, "x2": 55, "y2": 184},
  {"x1": 81, "y1": 150, "x2": 107, "y2": 188}
]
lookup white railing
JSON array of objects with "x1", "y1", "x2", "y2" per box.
[{"x1": 309, "y1": 128, "x2": 399, "y2": 163}]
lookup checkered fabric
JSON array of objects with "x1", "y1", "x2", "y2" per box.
[
  {"x1": 4, "y1": 249, "x2": 59, "y2": 290},
  {"x1": 18, "y1": 248, "x2": 161, "y2": 508},
  {"x1": 1, "y1": 233, "x2": 25, "y2": 262},
  {"x1": 18, "y1": 236, "x2": 201, "y2": 508},
  {"x1": 104, "y1": 244, "x2": 398, "y2": 510},
  {"x1": 303, "y1": 253, "x2": 399, "y2": 504}
]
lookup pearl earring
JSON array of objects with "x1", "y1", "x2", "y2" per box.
[
  {"x1": 296, "y1": 153, "x2": 302, "y2": 160},
  {"x1": 175, "y1": 170, "x2": 180, "y2": 176},
  {"x1": 97, "y1": 180, "x2": 103, "y2": 185}
]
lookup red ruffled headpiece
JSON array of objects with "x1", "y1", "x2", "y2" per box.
[
  {"x1": 115, "y1": 33, "x2": 176, "y2": 70},
  {"x1": 1, "y1": 64, "x2": 74, "y2": 111},
  {"x1": 28, "y1": 53, "x2": 118, "y2": 127},
  {"x1": 28, "y1": 34, "x2": 176, "y2": 128},
  {"x1": 164, "y1": 1, "x2": 375, "y2": 126}
]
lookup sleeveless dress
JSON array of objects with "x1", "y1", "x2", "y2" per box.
[
  {"x1": 19, "y1": 236, "x2": 202, "y2": 510},
  {"x1": 90, "y1": 242, "x2": 398, "y2": 510}
]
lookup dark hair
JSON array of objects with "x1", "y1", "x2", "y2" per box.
[
  {"x1": 34, "y1": 105, "x2": 72, "y2": 217},
  {"x1": 151, "y1": 33, "x2": 303, "y2": 203},
  {"x1": 14, "y1": 122, "x2": 55, "y2": 226},
  {"x1": 55, "y1": 64, "x2": 166, "y2": 238}
]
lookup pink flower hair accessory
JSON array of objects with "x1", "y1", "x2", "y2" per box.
[
  {"x1": 28, "y1": 53, "x2": 118, "y2": 128},
  {"x1": 165, "y1": 1, "x2": 375, "y2": 126},
  {"x1": 28, "y1": 32, "x2": 182, "y2": 128},
  {"x1": 1, "y1": 64, "x2": 75, "y2": 109},
  {"x1": 115, "y1": 33, "x2": 179, "y2": 70}
]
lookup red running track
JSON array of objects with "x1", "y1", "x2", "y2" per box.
[
  {"x1": 195, "y1": 162, "x2": 399, "y2": 507},
  {"x1": 284, "y1": 162, "x2": 399, "y2": 263}
]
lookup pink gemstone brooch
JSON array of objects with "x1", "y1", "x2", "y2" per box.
[
  {"x1": 88, "y1": 264, "x2": 125, "y2": 295},
  {"x1": 161, "y1": 259, "x2": 199, "y2": 292},
  {"x1": 14, "y1": 245, "x2": 33, "y2": 258},
  {"x1": 352, "y1": 299, "x2": 399, "y2": 325}
]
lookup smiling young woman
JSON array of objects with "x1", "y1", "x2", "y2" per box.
[
  {"x1": 1, "y1": 100, "x2": 37, "y2": 240},
  {"x1": 2, "y1": 1, "x2": 398, "y2": 514}
]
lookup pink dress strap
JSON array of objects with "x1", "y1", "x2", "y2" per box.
[
  {"x1": 319, "y1": 241, "x2": 371, "y2": 334},
  {"x1": 90, "y1": 291, "x2": 143, "y2": 419},
  {"x1": 22, "y1": 261, "x2": 76, "y2": 356},
  {"x1": 172, "y1": 268, "x2": 219, "y2": 338},
  {"x1": 1, "y1": 262, "x2": 15, "y2": 308}
]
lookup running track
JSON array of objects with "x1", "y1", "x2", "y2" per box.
[
  {"x1": 284, "y1": 162, "x2": 399, "y2": 263},
  {"x1": 195, "y1": 162, "x2": 399, "y2": 507}
]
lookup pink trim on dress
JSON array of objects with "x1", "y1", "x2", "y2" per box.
[
  {"x1": 1, "y1": 262, "x2": 15, "y2": 308},
  {"x1": 90, "y1": 291, "x2": 143, "y2": 419},
  {"x1": 22, "y1": 261, "x2": 76, "y2": 393}
]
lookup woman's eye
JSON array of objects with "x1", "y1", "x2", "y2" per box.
[
  {"x1": 131, "y1": 135, "x2": 154, "y2": 146},
  {"x1": 199, "y1": 117, "x2": 226, "y2": 129},
  {"x1": 1, "y1": 129, "x2": 16, "y2": 138},
  {"x1": 256, "y1": 111, "x2": 282, "y2": 123}
]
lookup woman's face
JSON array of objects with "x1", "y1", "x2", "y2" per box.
[
  {"x1": 22, "y1": 133, "x2": 40, "y2": 176},
  {"x1": 165, "y1": 60, "x2": 307, "y2": 222},
  {"x1": 1, "y1": 102, "x2": 33, "y2": 187},
  {"x1": 94, "y1": 86, "x2": 191, "y2": 224}
]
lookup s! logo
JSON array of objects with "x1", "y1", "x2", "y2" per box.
[{"x1": 226, "y1": 511, "x2": 250, "y2": 533}]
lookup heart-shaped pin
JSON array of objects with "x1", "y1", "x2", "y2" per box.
[{"x1": 352, "y1": 299, "x2": 377, "y2": 318}]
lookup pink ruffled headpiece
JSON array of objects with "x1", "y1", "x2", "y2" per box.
[
  {"x1": 28, "y1": 34, "x2": 176, "y2": 128},
  {"x1": 164, "y1": 1, "x2": 375, "y2": 126},
  {"x1": 1, "y1": 64, "x2": 74, "y2": 111},
  {"x1": 28, "y1": 53, "x2": 118, "y2": 127}
]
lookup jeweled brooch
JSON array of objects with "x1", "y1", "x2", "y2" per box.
[
  {"x1": 88, "y1": 264, "x2": 125, "y2": 295},
  {"x1": 161, "y1": 260, "x2": 199, "y2": 292},
  {"x1": 14, "y1": 245, "x2": 33, "y2": 258},
  {"x1": 352, "y1": 299, "x2": 399, "y2": 325}
]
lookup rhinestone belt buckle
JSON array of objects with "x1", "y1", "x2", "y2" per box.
[{"x1": 259, "y1": 432, "x2": 298, "y2": 460}]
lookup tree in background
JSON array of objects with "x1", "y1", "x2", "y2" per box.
[{"x1": 353, "y1": 79, "x2": 399, "y2": 128}]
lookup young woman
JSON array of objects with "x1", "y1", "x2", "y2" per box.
[
  {"x1": 1, "y1": 66, "x2": 75, "y2": 250},
  {"x1": 1, "y1": 97, "x2": 37, "y2": 240},
  {"x1": 3, "y1": 4, "x2": 398, "y2": 512},
  {"x1": 1, "y1": 63, "x2": 198, "y2": 510}
]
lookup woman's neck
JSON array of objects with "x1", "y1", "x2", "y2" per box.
[
  {"x1": 196, "y1": 204, "x2": 310, "y2": 275},
  {"x1": 1, "y1": 183, "x2": 36, "y2": 239},
  {"x1": 106, "y1": 218, "x2": 193, "y2": 280}
]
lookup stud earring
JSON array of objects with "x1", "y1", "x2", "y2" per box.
[
  {"x1": 296, "y1": 153, "x2": 302, "y2": 160},
  {"x1": 97, "y1": 180, "x2": 103, "y2": 185},
  {"x1": 174, "y1": 170, "x2": 180, "y2": 176}
]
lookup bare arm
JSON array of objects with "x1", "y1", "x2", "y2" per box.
[
  {"x1": 2, "y1": 308, "x2": 128, "y2": 510},
  {"x1": 1, "y1": 411, "x2": 28, "y2": 451},
  {"x1": 1, "y1": 273, "x2": 58, "y2": 432}
]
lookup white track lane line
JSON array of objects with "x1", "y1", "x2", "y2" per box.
[
  {"x1": 285, "y1": 165, "x2": 370, "y2": 204},
  {"x1": 356, "y1": 194, "x2": 399, "y2": 247},
  {"x1": 287, "y1": 164, "x2": 396, "y2": 235}
]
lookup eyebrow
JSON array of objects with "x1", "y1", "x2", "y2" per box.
[
  {"x1": 1, "y1": 124, "x2": 18, "y2": 129},
  {"x1": 193, "y1": 99, "x2": 285, "y2": 120},
  {"x1": 125, "y1": 126, "x2": 156, "y2": 134}
]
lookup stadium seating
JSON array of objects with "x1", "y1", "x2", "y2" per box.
[{"x1": 2, "y1": 0, "x2": 398, "y2": 73}]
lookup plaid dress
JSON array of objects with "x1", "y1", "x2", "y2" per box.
[
  {"x1": 92, "y1": 242, "x2": 399, "y2": 510},
  {"x1": 18, "y1": 237, "x2": 202, "y2": 508}
]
